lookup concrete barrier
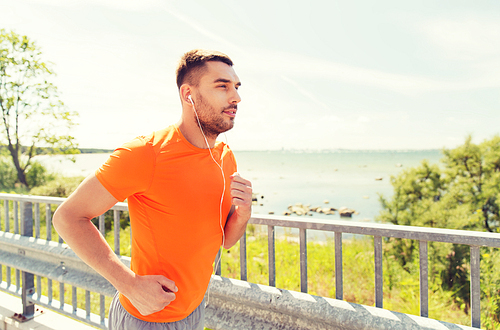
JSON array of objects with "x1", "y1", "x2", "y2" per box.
[{"x1": 205, "y1": 276, "x2": 476, "y2": 330}]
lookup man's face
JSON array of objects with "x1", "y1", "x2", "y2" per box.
[{"x1": 191, "y1": 61, "x2": 241, "y2": 139}]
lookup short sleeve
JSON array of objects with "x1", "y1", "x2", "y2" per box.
[
  {"x1": 229, "y1": 149, "x2": 237, "y2": 172},
  {"x1": 95, "y1": 136, "x2": 155, "y2": 202}
]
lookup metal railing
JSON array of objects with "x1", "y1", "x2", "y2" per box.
[
  {"x1": 0, "y1": 193, "x2": 127, "y2": 328},
  {"x1": 1, "y1": 193, "x2": 499, "y2": 329}
]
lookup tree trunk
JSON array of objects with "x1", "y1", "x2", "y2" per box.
[{"x1": 7, "y1": 143, "x2": 29, "y2": 188}]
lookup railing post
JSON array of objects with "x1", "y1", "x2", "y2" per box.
[
  {"x1": 100, "y1": 294, "x2": 106, "y2": 326},
  {"x1": 335, "y1": 232, "x2": 343, "y2": 300},
  {"x1": 34, "y1": 203, "x2": 40, "y2": 239},
  {"x1": 470, "y1": 246, "x2": 481, "y2": 328},
  {"x1": 419, "y1": 240, "x2": 429, "y2": 317},
  {"x1": 46, "y1": 204, "x2": 52, "y2": 241},
  {"x1": 240, "y1": 232, "x2": 247, "y2": 281},
  {"x1": 215, "y1": 249, "x2": 222, "y2": 275},
  {"x1": 374, "y1": 236, "x2": 383, "y2": 308},
  {"x1": 300, "y1": 228, "x2": 307, "y2": 293},
  {"x1": 19, "y1": 201, "x2": 35, "y2": 321},
  {"x1": 4, "y1": 199, "x2": 9, "y2": 232},
  {"x1": 0, "y1": 199, "x2": 3, "y2": 231},
  {"x1": 99, "y1": 214, "x2": 105, "y2": 236},
  {"x1": 72, "y1": 286, "x2": 78, "y2": 314},
  {"x1": 268, "y1": 225, "x2": 276, "y2": 287},
  {"x1": 14, "y1": 201, "x2": 19, "y2": 234},
  {"x1": 114, "y1": 210, "x2": 121, "y2": 255},
  {"x1": 4, "y1": 200, "x2": 9, "y2": 289},
  {"x1": 85, "y1": 290, "x2": 91, "y2": 320},
  {"x1": 15, "y1": 201, "x2": 21, "y2": 294}
]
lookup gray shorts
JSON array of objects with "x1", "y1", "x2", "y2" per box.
[{"x1": 108, "y1": 293, "x2": 205, "y2": 330}]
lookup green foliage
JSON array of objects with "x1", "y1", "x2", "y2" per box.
[
  {"x1": 25, "y1": 160, "x2": 53, "y2": 187},
  {"x1": 0, "y1": 29, "x2": 79, "y2": 188},
  {"x1": 480, "y1": 248, "x2": 500, "y2": 329},
  {"x1": 0, "y1": 156, "x2": 17, "y2": 188},
  {"x1": 377, "y1": 135, "x2": 500, "y2": 325},
  {"x1": 29, "y1": 175, "x2": 84, "y2": 197},
  {"x1": 91, "y1": 209, "x2": 130, "y2": 232}
]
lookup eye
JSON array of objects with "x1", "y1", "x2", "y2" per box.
[{"x1": 218, "y1": 85, "x2": 227, "y2": 89}]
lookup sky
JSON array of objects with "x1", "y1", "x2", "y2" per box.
[{"x1": 1, "y1": 0, "x2": 499, "y2": 151}]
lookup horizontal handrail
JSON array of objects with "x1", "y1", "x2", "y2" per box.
[
  {"x1": 250, "y1": 215, "x2": 500, "y2": 247},
  {"x1": 0, "y1": 193, "x2": 129, "y2": 211},
  {"x1": 2, "y1": 193, "x2": 498, "y2": 248}
]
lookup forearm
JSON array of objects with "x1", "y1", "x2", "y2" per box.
[
  {"x1": 223, "y1": 206, "x2": 251, "y2": 249},
  {"x1": 53, "y1": 210, "x2": 135, "y2": 294},
  {"x1": 224, "y1": 173, "x2": 253, "y2": 249}
]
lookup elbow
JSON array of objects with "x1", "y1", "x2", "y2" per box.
[
  {"x1": 52, "y1": 203, "x2": 77, "y2": 232},
  {"x1": 222, "y1": 238, "x2": 237, "y2": 250},
  {"x1": 53, "y1": 203, "x2": 95, "y2": 231},
  {"x1": 52, "y1": 205, "x2": 66, "y2": 231}
]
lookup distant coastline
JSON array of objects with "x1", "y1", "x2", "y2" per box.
[
  {"x1": 0, "y1": 145, "x2": 441, "y2": 155},
  {"x1": 234, "y1": 148, "x2": 442, "y2": 153},
  {"x1": 76, "y1": 148, "x2": 442, "y2": 153},
  {"x1": 0, "y1": 145, "x2": 114, "y2": 155},
  {"x1": 78, "y1": 148, "x2": 115, "y2": 154}
]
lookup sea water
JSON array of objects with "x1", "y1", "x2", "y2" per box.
[
  {"x1": 235, "y1": 150, "x2": 442, "y2": 219},
  {"x1": 35, "y1": 149, "x2": 443, "y2": 240}
]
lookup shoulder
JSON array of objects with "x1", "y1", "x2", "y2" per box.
[
  {"x1": 95, "y1": 133, "x2": 158, "y2": 200},
  {"x1": 110, "y1": 133, "x2": 156, "y2": 162},
  {"x1": 118, "y1": 125, "x2": 178, "y2": 157},
  {"x1": 150, "y1": 125, "x2": 183, "y2": 152}
]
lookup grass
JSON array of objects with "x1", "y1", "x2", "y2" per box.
[
  {"x1": 1, "y1": 202, "x2": 499, "y2": 329},
  {"x1": 218, "y1": 227, "x2": 471, "y2": 326}
]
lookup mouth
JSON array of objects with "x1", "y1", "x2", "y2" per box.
[{"x1": 223, "y1": 109, "x2": 237, "y2": 118}]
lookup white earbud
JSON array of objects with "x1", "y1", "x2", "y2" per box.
[{"x1": 188, "y1": 95, "x2": 193, "y2": 105}]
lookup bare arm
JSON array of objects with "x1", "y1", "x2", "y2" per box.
[
  {"x1": 223, "y1": 173, "x2": 252, "y2": 249},
  {"x1": 52, "y1": 173, "x2": 177, "y2": 316}
]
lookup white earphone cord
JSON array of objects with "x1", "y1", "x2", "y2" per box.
[{"x1": 190, "y1": 99, "x2": 226, "y2": 307}]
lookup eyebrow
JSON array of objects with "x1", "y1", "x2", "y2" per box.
[{"x1": 213, "y1": 78, "x2": 242, "y2": 87}]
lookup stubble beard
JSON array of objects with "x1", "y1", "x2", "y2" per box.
[{"x1": 193, "y1": 94, "x2": 235, "y2": 140}]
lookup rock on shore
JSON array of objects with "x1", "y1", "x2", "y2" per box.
[{"x1": 282, "y1": 202, "x2": 358, "y2": 217}]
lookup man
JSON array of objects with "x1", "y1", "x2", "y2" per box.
[{"x1": 53, "y1": 49, "x2": 252, "y2": 330}]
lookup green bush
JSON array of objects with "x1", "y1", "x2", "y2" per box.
[
  {"x1": 378, "y1": 135, "x2": 500, "y2": 326},
  {"x1": 29, "y1": 175, "x2": 85, "y2": 197},
  {"x1": 0, "y1": 157, "x2": 53, "y2": 189},
  {"x1": 25, "y1": 160, "x2": 53, "y2": 187},
  {"x1": 0, "y1": 157, "x2": 17, "y2": 189}
]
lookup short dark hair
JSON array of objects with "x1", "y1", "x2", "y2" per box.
[{"x1": 176, "y1": 49, "x2": 233, "y2": 89}]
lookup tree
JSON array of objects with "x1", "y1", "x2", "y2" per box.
[
  {"x1": 0, "y1": 29, "x2": 78, "y2": 188},
  {"x1": 378, "y1": 135, "x2": 500, "y2": 316}
]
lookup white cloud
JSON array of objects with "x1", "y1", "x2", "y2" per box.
[
  {"x1": 34, "y1": 0, "x2": 497, "y2": 96},
  {"x1": 280, "y1": 75, "x2": 331, "y2": 112},
  {"x1": 421, "y1": 16, "x2": 500, "y2": 60},
  {"x1": 239, "y1": 48, "x2": 500, "y2": 95},
  {"x1": 25, "y1": 0, "x2": 164, "y2": 11},
  {"x1": 358, "y1": 116, "x2": 370, "y2": 123}
]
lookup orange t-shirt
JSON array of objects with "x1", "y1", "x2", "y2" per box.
[{"x1": 95, "y1": 124, "x2": 236, "y2": 322}]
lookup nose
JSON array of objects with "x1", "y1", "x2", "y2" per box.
[{"x1": 230, "y1": 87, "x2": 241, "y2": 104}]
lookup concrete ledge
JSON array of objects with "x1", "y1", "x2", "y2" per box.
[
  {"x1": 205, "y1": 276, "x2": 479, "y2": 330},
  {"x1": 0, "y1": 291, "x2": 95, "y2": 330}
]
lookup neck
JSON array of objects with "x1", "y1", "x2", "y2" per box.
[{"x1": 177, "y1": 116, "x2": 217, "y2": 149}]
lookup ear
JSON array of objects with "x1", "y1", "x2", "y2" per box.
[{"x1": 180, "y1": 84, "x2": 192, "y2": 105}]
